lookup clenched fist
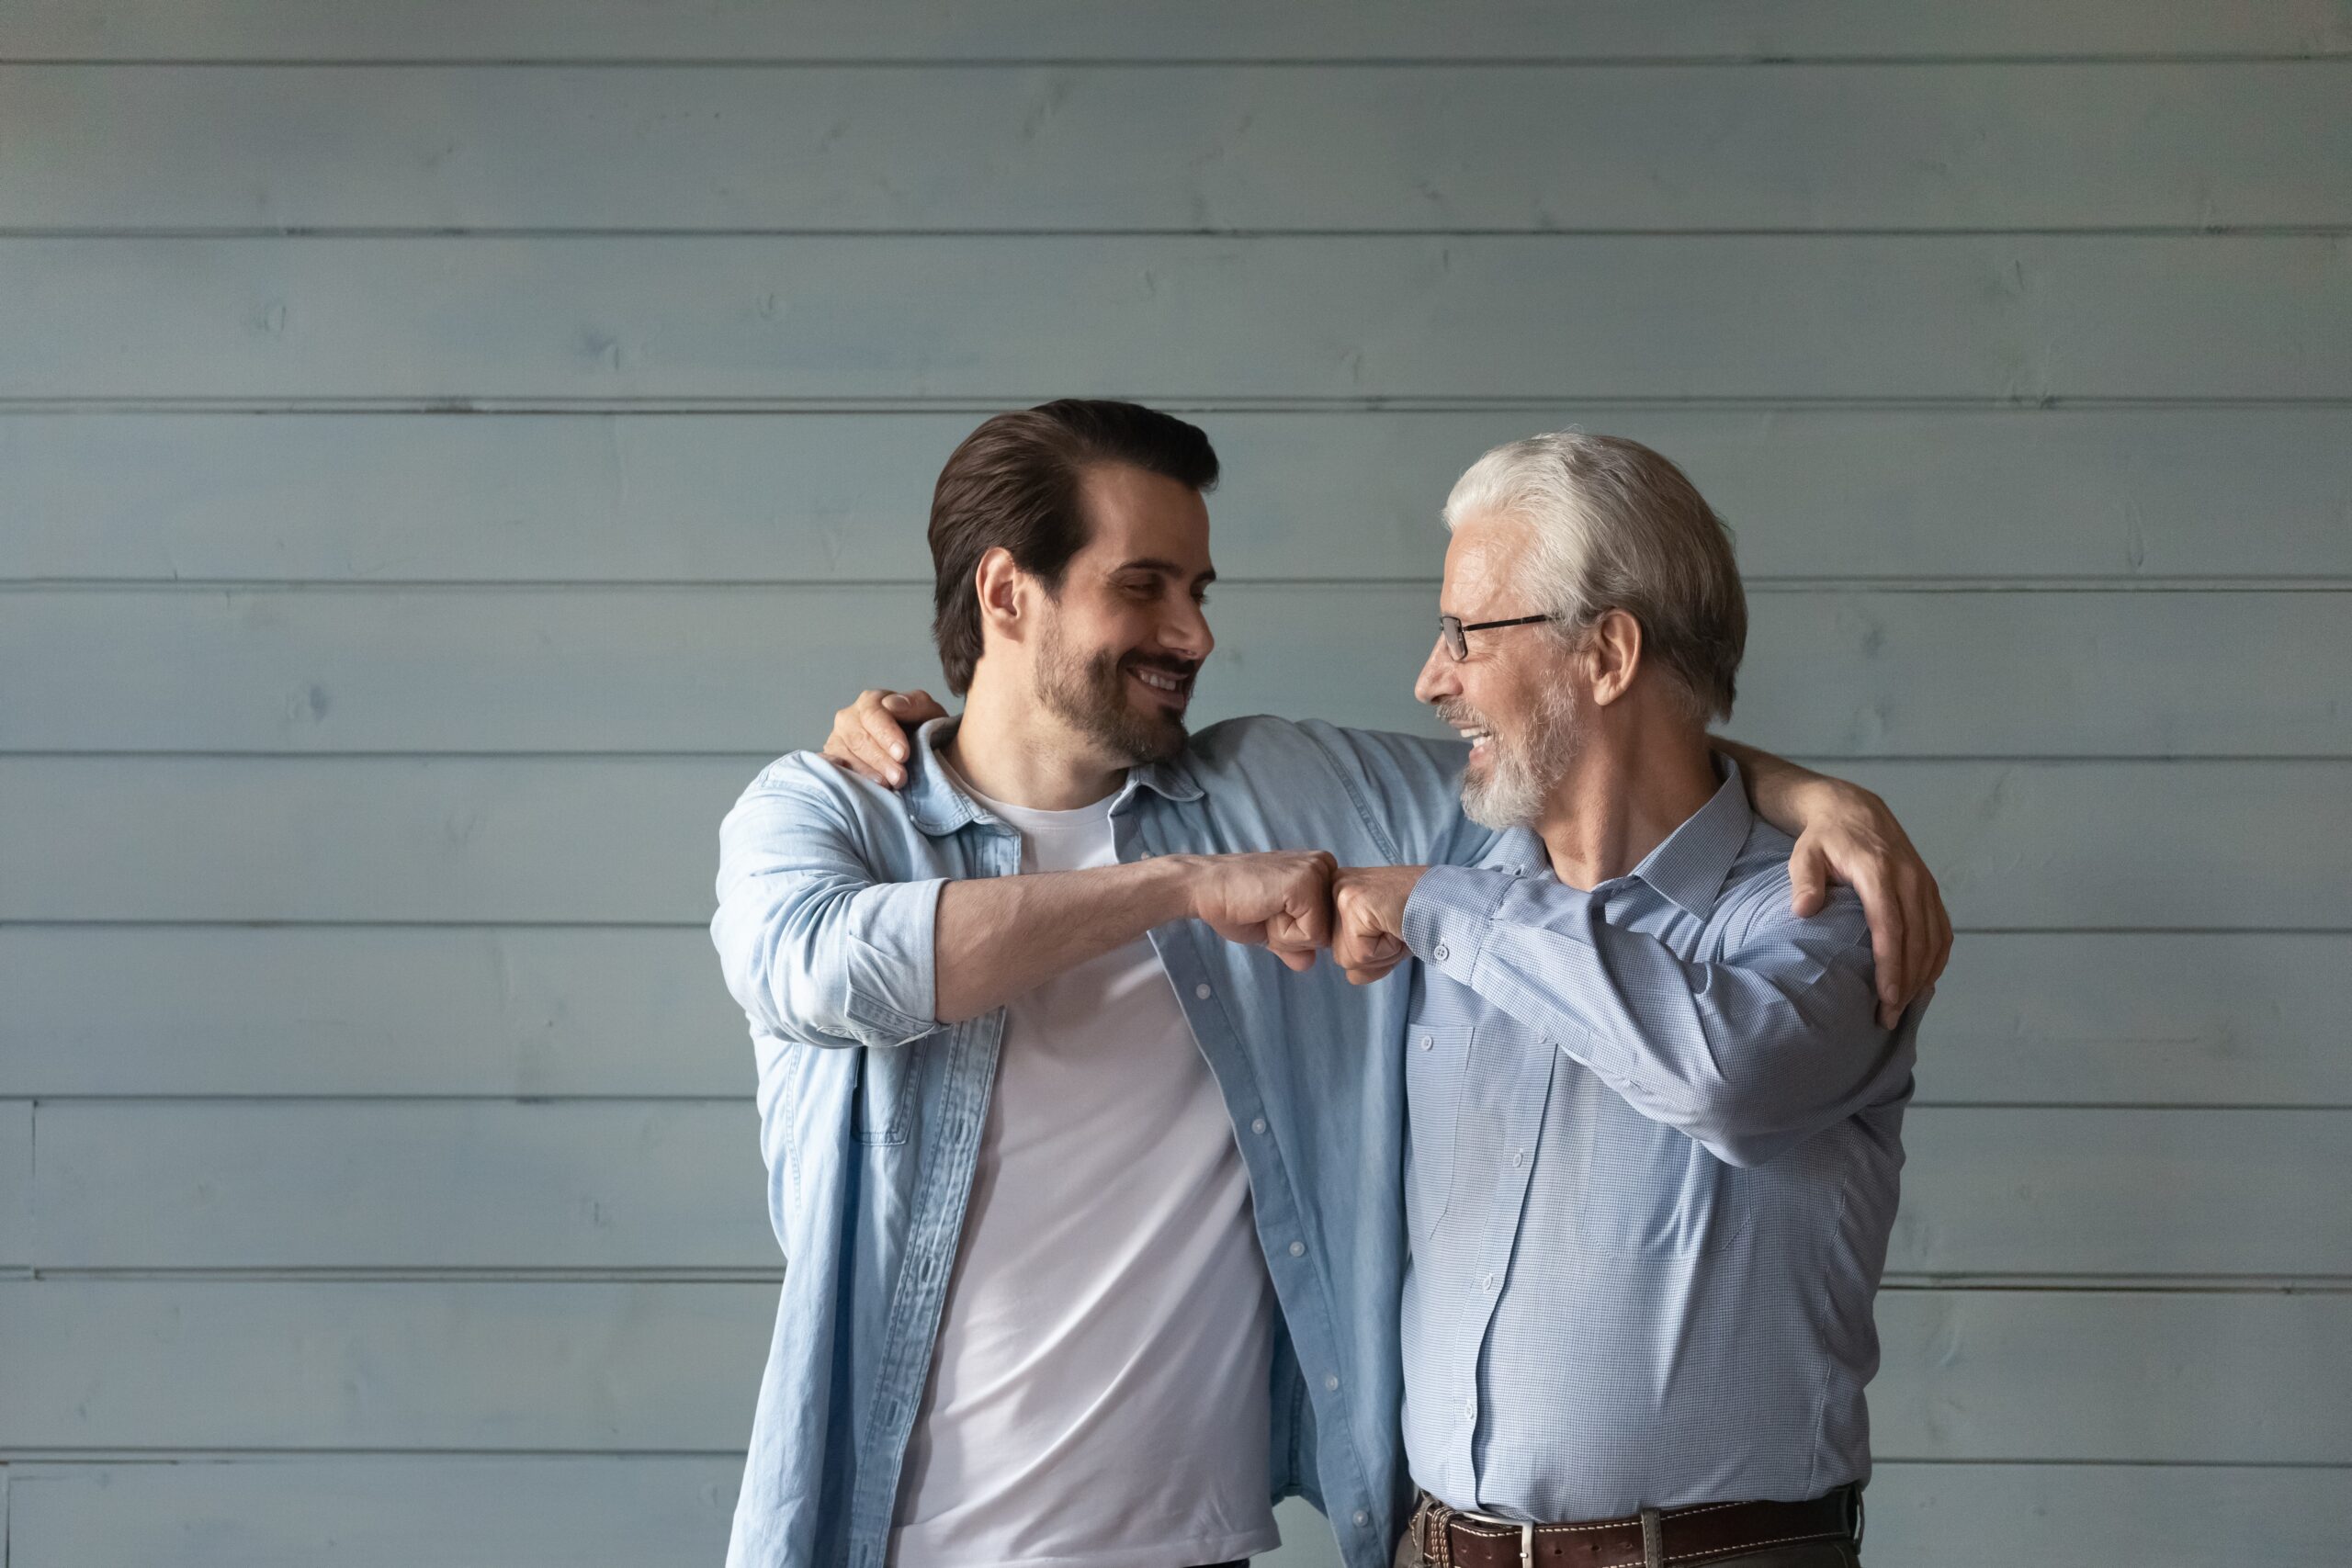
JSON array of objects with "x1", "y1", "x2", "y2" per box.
[
  {"x1": 1182, "y1": 851, "x2": 1339, "y2": 972},
  {"x1": 1330, "y1": 864, "x2": 1430, "y2": 986}
]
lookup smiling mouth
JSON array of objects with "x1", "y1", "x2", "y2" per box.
[{"x1": 1128, "y1": 664, "x2": 1193, "y2": 707}]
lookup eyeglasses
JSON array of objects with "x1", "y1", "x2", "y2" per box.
[{"x1": 1440, "y1": 613, "x2": 1557, "y2": 661}]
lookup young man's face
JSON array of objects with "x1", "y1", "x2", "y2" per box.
[{"x1": 1028, "y1": 462, "x2": 1217, "y2": 765}]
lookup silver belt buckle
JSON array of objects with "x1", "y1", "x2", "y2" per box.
[{"x1": 1454, "y1": 1507, "x2": 1537, "y2": 1568}]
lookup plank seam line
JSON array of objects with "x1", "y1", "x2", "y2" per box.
[
  {"x1": 7, "y1": 225, "x2": 2352, "y2": 240},
  {"x1": 7, "y1": 577, "x2": 2348, "y2": 593},
  {"x1": 7, "y1": 921, "x2": 2346, "y2": 935},
  {"x1": 5, "y1": 53, "x2": 2349, "y2": 67},
  {"x1": 3, "y1": 1450, "x2": 2340, "y2": 1468},
  {"x1": 10, "y1": 397, "x2": 2352, "y2": 414},
  {"x1": 7, "y1": 750, "x2": 2351, "y2": 762},
  {"x1": 16, "y1": 1097, "x2": 2343, "y2": 1111}
]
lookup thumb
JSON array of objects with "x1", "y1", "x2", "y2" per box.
[{"x1": 1788, "y1": 841, "x2": 1828, "y2": 917}]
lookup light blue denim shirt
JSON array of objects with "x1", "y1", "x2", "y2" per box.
[
  {"x1": 711, "y1": 715, "x2": 1487, "y2": 1568},
  {"x1": 1395, "y1": 761, "x2": 1919, "y2": 1522}
]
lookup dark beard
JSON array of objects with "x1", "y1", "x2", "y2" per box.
[{"x1": 1034, "y1": 623, "x2": 1193, "y2": 766}]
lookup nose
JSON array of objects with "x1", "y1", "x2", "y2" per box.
[
  {"x1": 1163, "y1": 592, "x2": 1214, "y2": 664},
  {"x1": 1413, "y1": 633, "x2": 1454, "y2": 707}
]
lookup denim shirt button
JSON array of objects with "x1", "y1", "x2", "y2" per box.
[
  {"x1": 1194, "y1": 983, "x2": 1213, "y2": 1000},
  {"x1": 1288, "y1": 1240, "x2": 1306, "y2": 1258}
]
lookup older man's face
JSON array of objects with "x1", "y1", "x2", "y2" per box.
[{"x1": 1413, "y1": 512, "x2": 1586, "y2": 829}]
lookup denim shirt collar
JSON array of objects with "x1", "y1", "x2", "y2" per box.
[{"x1": 900, "y1": 716, "x2": 1204, "y2": 837}]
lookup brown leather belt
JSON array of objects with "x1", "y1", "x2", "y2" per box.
[{"x1": 1411, "y1": 1487, "x2": 1857, "y2": 1568}]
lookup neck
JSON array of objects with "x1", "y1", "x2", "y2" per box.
[
  {"x1": 944, "y1": 665, "x2": 1129, "y2": 811},
  {"x1": 1532, "y1": 715, "x2": 1719, "y2": 891}
]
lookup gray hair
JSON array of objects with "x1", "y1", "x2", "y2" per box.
[{"x1": 1442, "y1": 431, "x2": 1746, "y2": 723}]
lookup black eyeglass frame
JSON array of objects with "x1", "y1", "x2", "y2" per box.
[{"x1": 1439, "y1": 612, "x2": 1558, "y2": 660}]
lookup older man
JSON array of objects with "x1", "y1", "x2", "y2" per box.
[{"x1": 1329, "y1": 434, "x2": 1920, "y2": 1568}]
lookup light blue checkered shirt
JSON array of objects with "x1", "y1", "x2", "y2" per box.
[{"x1": 1396, "y1": 761, "x2": 1920, "y2": 1522}]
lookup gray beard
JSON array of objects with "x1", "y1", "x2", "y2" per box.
[
  {"x1": 1460, "y1": 685, "x2": 1579, "y2": 830},
  {"x1": 1032, "y1": 619, "x2": 1190, "y2": 767}
]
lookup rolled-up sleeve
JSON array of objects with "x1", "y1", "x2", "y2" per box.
[
  {"x1": 1403, "y1": 865, "x2": 1912, "y2": 1167},
  {"x1": 712, "y1": 757, "x2": 947, "y2": 1050}
]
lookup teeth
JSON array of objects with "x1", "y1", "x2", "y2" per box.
[{"x1": 1134, "y1": 669, "x2": 1185, "y2": 693}]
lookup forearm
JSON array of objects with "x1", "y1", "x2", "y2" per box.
[
  {"x1": 933, "y1": 856, "x2": 1199, "y2": 1022},
  {"x1": 1405, "y1": 868, "x2": 1905, "y2": 1164},
  {"x1": 1712, "y1": 737, "x2": 1856, "y2": 840}
]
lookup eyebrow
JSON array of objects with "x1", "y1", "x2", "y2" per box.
[{"x1": 1111, "y1": 558, "x2": 1216, "y2": 587}]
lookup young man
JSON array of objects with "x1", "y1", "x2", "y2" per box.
[{"x1": 717, "y1": 402, "x2": 1946, "y2": 1568}]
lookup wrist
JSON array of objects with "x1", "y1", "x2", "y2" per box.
[
  {"x1": 1156, "y1": 852, "x2": 1213, "y2": 925},
  {"x1": 1805, "y1": 776, "x2": 1883, "y2": 824}
]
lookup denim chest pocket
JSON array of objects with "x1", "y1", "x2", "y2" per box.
[
  {"x1": 1576, "y1": 1087, "x2": 1751, "y2": 1257},
  {"x1": 851, "y1": 1037, "x2": 931, "y2": 1145},
  {"x1": 1405, "y1": 1022, "x2": 1474, "y2": 1242}
]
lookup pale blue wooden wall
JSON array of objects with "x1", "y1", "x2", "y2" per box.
[{"x1": 4, "y1": 3, "x2": 2350, "y2": 1562}]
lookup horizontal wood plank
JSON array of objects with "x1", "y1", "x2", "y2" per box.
[
  {"x1": 5, "y1": 0, "x2": 2344, "y2": 62},
  {"x1": 24, "y1": 1100, "x2": 778, "y2": 1270},
  {"x1": 0, "y1": 1280, "x2": 772, "y2": 1451},
  {"x1": 3, "y1": 1458, "x2": 744, "y2": 1568},
  {"x1": 1889, "y1": 1108, "x2": 2352, "y2": 1276},
  {"x1": 10, "y1": 1460, "x2": 2348, "y2": 1568},
  {"x1": 7, "y1": 930, "x2": 2349, "y2": 1104},
  {"x1": 0, "y1": 927, "x2": 749, "y2": 1097},
  {"x1": 6, "y1": 757, "x2": 2344, "y2": 927},
  {"x1": 21, "y1": 1101, "x2": 2348, "y2": 1277},
  {"x1": 9, "y1": 409, "x2": 2349, "y2": 584},
  {"x1": 8, "y1": 64, "x2": 2347, "y2": 232},
  {"x1": 1915, "y1": 933, "x2": 2352, "y2": 1107},
  {"x1": 7, "y1": 586, "x2": 2346, "y2": 759},
  {"x1": 0, "y1": 1101, "x2": 28, "y2": 1262},
  {"x1": 8, "y1": 236, "x2": 2349, "y2": 401},
  {"x1": 8, "y1": 930, "x2": 2348, "y2": 1102},
  {"x1": 0, "y1": 1280, "x2": 2341, "y2": 1461}
]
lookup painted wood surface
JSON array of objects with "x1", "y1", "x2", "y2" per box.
[
  {"x1": 10, "y1": 236, "x2": 2351, "y2": 402},
  {"x1": 1, "y1": 1280, "x2": 2344, "y2": 1462},
  {"x1": 10, "y1": 929, "x2": 2350, "y2": 1105},
  {"x1": 8, "y1": 1461, "x2": 2350, "y2": 1568},
  {"x1": 9, "y1": 64, "x2": 2348, "y2": 232},
  {"x1": 6, "y1": 0, "x2": 2346, "y2": 62},
  {"x1": 0, "y1": 1102, "x2": 29, "y2": 1263},
  {"x1": 8, "y1": 10, "x2": 2348, "y2": 1565},
  {"x1": 16, "y1": 1100, "x2": 2349, "y2": 1277},
  {"x1": 9, "y1": 586, "x2": 2346, "y2": 757},
  {"x1": 7, "y1": 756, "x2": 2345, "y2": 926},
  {"x1": 10, "y1": 409, "x2": 2351, "y2": 584}
]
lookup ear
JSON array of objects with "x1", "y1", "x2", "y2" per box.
[
  {"x1": 1586, "y1": 608, "x2": 1645, "y2": 707},
  {"x1": 973, "y1": 547, "x2": 1031, "y2": 648}
]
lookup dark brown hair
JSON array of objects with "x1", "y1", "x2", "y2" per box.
[{"x1": 928, "y1": 400, "x2": 1220, "y2": 694}]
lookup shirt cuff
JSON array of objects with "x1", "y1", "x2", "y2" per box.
[
  {"x1": 838, "y1": 875, "x2": 949, "y2": 1041},
  {"x1": 1400, "y1": 865, "x2": 1516, "y2": 985}
]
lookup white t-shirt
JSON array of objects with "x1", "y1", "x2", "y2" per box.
[{"x1": 889, "y1": 776, "x2": 1279, "y2": 1568}]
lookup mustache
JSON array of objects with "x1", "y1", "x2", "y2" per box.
[
  {"x1": 1437, "y1": 701, "x2": 1488, "y2": 732},
  {"x1": 1122, "y1": 654, "x2": 1202, "y2": 682}
]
